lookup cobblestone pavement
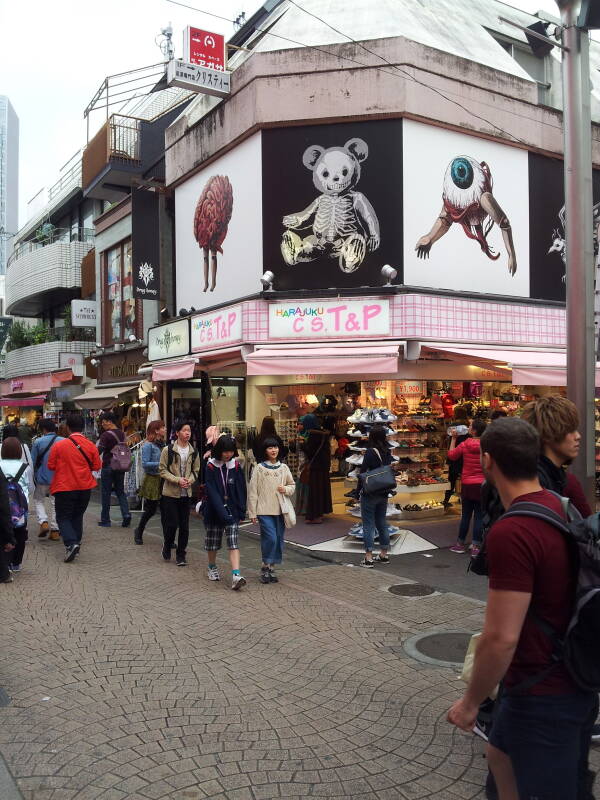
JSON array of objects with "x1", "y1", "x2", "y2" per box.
[{"x1": 0, "y1": 507, "x2": 597, "y2": 799}]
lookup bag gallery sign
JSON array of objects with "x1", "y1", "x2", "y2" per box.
[{"x1": 268, "y1": 299, "x2": 391, "y2": 339}]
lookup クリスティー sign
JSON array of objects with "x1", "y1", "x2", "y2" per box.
[
  {"x1": 269, "y1": 299, "x2": 390, "y2": 339},
  {"x1": 166, "y1": 60, "x2": 231, "y2": 98},
  {"x1": 191, "y1": 305, "x2": 242, "y2": 351},
  {"x1": 71, "y1": 300, "x2": 97, "y2": 327},
  {"x1": 148, "y1": 319, "x2": 190, "y2": 361}
]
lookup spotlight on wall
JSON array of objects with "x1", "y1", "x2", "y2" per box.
[
  {"x1": 90, "y1": 358, "x2": 99, "y2": 367},
  {"x1": 260, "y1": 271, "x2": 275, "y2": 291},
  {"x1": 128, "y1": 333, "x2": 140, "y2": 343},
  {"x1": 179, "y1": 308, "x2": 188, "y2": 317},
  {"x1": 160, "y1": 306, "x2": 170, "y2": 320},
  {"x1": 381, "y1": 264, "x2": 398, "y2": 287}
]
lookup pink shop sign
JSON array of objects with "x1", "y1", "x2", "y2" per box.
[
  {"x1": 191, "y1": 305, "x2": 243, "y2": 352},
  {"x1": 269, "y1": 299, "x2": 390, "y2": 339}
]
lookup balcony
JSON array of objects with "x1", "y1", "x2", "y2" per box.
[
  {"x1": 82, "y1": 101, "x2": 190, "y2": 200},
  {"x1": 5, "y1": 339, "x2": 96, "y2": 379},
  {"x1": 6, "y1": 228, "x2": 94, "y2": 317}
]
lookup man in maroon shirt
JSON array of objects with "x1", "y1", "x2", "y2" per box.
[{"x1": 448, "y1": 417, "x2": 597, "y2": 799}]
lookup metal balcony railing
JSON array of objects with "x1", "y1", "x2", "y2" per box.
[
  {"x1": 7, "y1": 227, "x2": 95, "y2": 269},
  {"x1": 48, "y1": 153, "x2": 83, "y2": 202},
  {"x1": 82, "y1": 114, "x2": 142, "y2": 188}
]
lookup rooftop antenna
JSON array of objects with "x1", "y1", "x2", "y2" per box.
[{"x1": 156, "y1": 23, "x2": 174, "y2": 61}]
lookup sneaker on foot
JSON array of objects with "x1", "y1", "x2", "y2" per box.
[
  {"x1": 373, "y1": 554, "x2": 390, "y2": 564},
  {"x1": 176, "y1": 558, "x2": 187, "y2": 567},
  {"x1": 161, "y1": 545, "x2": 171, "y2": 561},
  {"x1": 0, "y1": 575, "x2": 14, "y2": 583},
  {"x1": 231, "y1": 574, "x2": 246, "y2": 590},
  {"x1": 360, "y1": 558, "x2": 374, "y2": 568},
  {"x1": 98, "y1": 521, "x2": 111, "y2": 528},
  {"x1": 122, "y1": 517, "x2": 132, "y2": 528},
  {"x1": 470, "y1": 545, "x2": 481, "y2": 557},
  {"x1": 449, "y1": 543, "x2": 467, "y2": 554},
  {"x1": 64, "y1": 544, "x2": 80, "y2": 563},
  {"x1": 134, "y1": 530, "x2": 143, "y2": 545},
  {"x1": 268, "y1": 569, "x2": 279, "y2": 583},
  {"x1": 49, "y1": 530, "x2": 60, "y2": 541},
  {"x1": 207, "y1": 566, "x2": 220, "y2": 581},
  {"x1": 38, "y1": 521, "x2": 49, "y2": 538},
  {"x1": 590, "y1": 723, "x2": 600, "y2": 741},
  {"x1": 9, "y1": 564, "x2": 21, "y2": 572},
  {"x1": 260, "y1": 567, "x2": 271, "y2": 584}
]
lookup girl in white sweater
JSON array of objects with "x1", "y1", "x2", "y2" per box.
[{"x1": 248, "y1": 438, "x2": 295, "y2": 584}]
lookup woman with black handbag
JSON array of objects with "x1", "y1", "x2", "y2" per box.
[{"x1": 359, "y1": 425, "x2": 396, "y2": 568}]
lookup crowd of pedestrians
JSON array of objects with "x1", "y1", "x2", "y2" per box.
[{"x1": 1, "y1": 397, "x2": 599, "y2": 799}]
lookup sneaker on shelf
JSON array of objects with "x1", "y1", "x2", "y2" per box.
[
  {"x1": 232, "y1": 574, "x2": 247, "y2": 591},
  {"x1": 449, "y1": 542, "x2": 467, "y2": 554},
  {"x1": 346, "y1": 454, "x2": 364, "y2": 465},
  {"x1": 347, "y1": 428, "x2": 362, "y2": 438},
  {"x1": 347, "y1": 409, "x2": 363, "y2": 422},
  {"x1": 64, "y1": 543, "x2": 80, "y2": 563},
  {"x1": 207, "y1": 566, "x2": 220, "y2": 581},
  {"x1": 38, "y1": 521, "x2": 49, "y2": 538},
  {"x1": 347, "y1": 468, "x2": 360, "y2": 479},
  {"x1": 359, "y1": 558, "x2": 374, "y2": 568},
  {"x1": 349, "y1": 445, "x2": 366, "y2": 452}
]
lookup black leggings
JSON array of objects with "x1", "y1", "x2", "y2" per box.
[
  {"x1": 11, "y1": 526, "x2": 27, "y2": 566},
  {"x1": 137, "y1": 499, "x2": 160, "y2": 535}
]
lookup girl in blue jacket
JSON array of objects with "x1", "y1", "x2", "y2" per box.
[
  {"x1": 203, "y1": 435, "x2": 247, "y2": 590},
  {"x1": 134, "y1": 420, "x2": 166, "y2": 545}
]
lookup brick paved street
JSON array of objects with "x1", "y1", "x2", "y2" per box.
[{"x1": 0, "y1": 507, "x2": 597, "y2": 799}]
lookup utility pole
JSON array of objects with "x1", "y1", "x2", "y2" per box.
[{"x1": 555, "y1": 0, "x2": 596, "y2": 502}]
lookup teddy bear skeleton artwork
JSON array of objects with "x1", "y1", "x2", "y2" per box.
[
  {"x1": 280, "y1": 138, "x2": 380, "y2": 273},
  {"x1": 415, "y1": 156, "x2": 517, "y2": 276}
]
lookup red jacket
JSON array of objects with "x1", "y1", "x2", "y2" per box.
[
  {"x1": 47, "y1": 434, "x2": 102, "y2": 494},
  {"x1": 448, "y1": 437, "x2": 484, "y2": 485}
]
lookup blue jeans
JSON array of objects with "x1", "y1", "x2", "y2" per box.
[
  {"x1": 489, "y1": 691, "x2": 598, "y2": 799},
  {"x1": 258, "y1": 514, "x2": 285, "y2": 564},
  {"x1": 458, "y1": 497, "x2": 483, "y2": 545},
  {"x1": 54, "y1": 490, "x2": 91, "y2": 547},
  {"x1": 100, "y1": 466, "x2": 130, "y2": 524},
  {"x1": 361, "y1": 493, "x2": 389, "y2": 552}
]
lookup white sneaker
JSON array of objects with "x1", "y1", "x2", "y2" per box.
[
  {"x1": 231, "y1": 574, "x2": 246, "y2": 591},
  {"x1": 207, "y1": 566, "x2": 220, "y2": 581},
  {"x1": 347, "y1": 468, "x2": 360, "y2": 478},
  {"x1": 346, "y1": 453, "x2": 364, "y2": 465}
]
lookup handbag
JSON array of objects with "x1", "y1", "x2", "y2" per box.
[
  {"x1": 361, "y1": 448, "x2": 397, "y2": 495},
  {"x1": 277, "y1": 466, "x2": 296, "y2": 528},
  {"x1": 298, "y1": 433, "x2": 325, "y2": 485}
]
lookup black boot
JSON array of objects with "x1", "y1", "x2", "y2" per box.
[
  {"x1": 443, "y1": 490, "x2": 453, "y2": 508},
  {"x1": 134, "y1": 528, "x2": 143, "y2": 545}
]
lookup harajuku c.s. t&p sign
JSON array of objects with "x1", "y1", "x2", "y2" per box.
[
  {"x1": 268, "y1": 299, "x2": 390, "y2": 339},
  {"x1": 191, "y1": 305, "x2": 243, "y2": 351}
]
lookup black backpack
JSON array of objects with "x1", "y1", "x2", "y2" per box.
[{"x1": 493, "y1": 501, "x2": 600, "y2": 693}]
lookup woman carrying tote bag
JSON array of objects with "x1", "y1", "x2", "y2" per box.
[{"x1": 359, "y1": 425, "x2": 395, "y2": 568}]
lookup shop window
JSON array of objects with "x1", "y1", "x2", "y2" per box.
[{"x1": 102, "y1": 239, "x2": 141, "y2": 345}]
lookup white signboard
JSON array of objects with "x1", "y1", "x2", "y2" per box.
[
  {"x1": 269, "y1": 299, "x2": 391, "y2": 339},
  {"x1": 59, "y1": 352, "x2": 84, "y2": 368},
  {"x1": 71, "y1": 300, "x2": 97, "y2": 327},
  {"x1": 148, "y1": 319, "x2": 190, "y2": 361},
  {"x1": 191, "y1": 305, "x2": 242, "y2": 352},
  {"x1": 166, "y1": 59, "x2": 231, "y2": 98}
]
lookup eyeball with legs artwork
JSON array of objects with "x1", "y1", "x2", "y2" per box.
[{"x1": 415, "y1": 155, "x2": 517, "y2": 277}]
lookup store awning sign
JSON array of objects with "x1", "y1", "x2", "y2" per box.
[
  {"x1": 191, "y1": 305, "x2": 242, "y2": 352},
  {"x1": 148, "y1": 319, "x2": 190, "y2": 361},
  {"x1": 71, "y1": 300, "x2": 97, "y2": 327},
  {"x1": 269, "y1": 299, "x2": 390, "y2": 339}
]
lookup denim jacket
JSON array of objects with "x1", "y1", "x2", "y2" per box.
[{"x1": 141, "y1": 440, "x2": 163, "y2": 475}]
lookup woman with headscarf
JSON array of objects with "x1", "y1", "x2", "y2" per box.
[{"x1": 299, "y1": 414, "x2": 332, "y2": 524}]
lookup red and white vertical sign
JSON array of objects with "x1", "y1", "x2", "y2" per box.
[{"x1": 184, "y1": 26, "x2": 226, "y2": 71}]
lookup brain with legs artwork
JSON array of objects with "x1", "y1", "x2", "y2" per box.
[
  {"x1": 415, "y1": 155, "x2": 517, "y2": 277},
  {"x1": 280, "y1": 137, "x2": 380, "y2": 274},
  {"x1": 193, "y1": 175, "x2": 234, "y2": 293}
]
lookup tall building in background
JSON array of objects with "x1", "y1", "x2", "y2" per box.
[{"x1": 0, "y1": 96, "x2": 19, "y2": 283}]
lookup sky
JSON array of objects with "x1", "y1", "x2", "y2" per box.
[{"x1": 0, "y1": 0, "x2": 573, "y2": 229}]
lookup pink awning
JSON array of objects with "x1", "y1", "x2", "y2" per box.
[
  {"x1": 152, "y1": 358, "x2": 196, "y2": 382},
  {"x1": 0, "y1": 395, "x2": 46, "y2": 407},
  {"x1": 425, "y1": 344, "x2": 566, "y2": 368},
  {"x1": 513, "y1": 366, "x2": 600, "y2": 387},
  {"x1": 245, "y1": 345, "x2": 400, "y2": 376}
]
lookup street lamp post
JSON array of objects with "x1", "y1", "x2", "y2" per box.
[{"x1": 555, "y1": 0, "x2": 596, "y2": 502}]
